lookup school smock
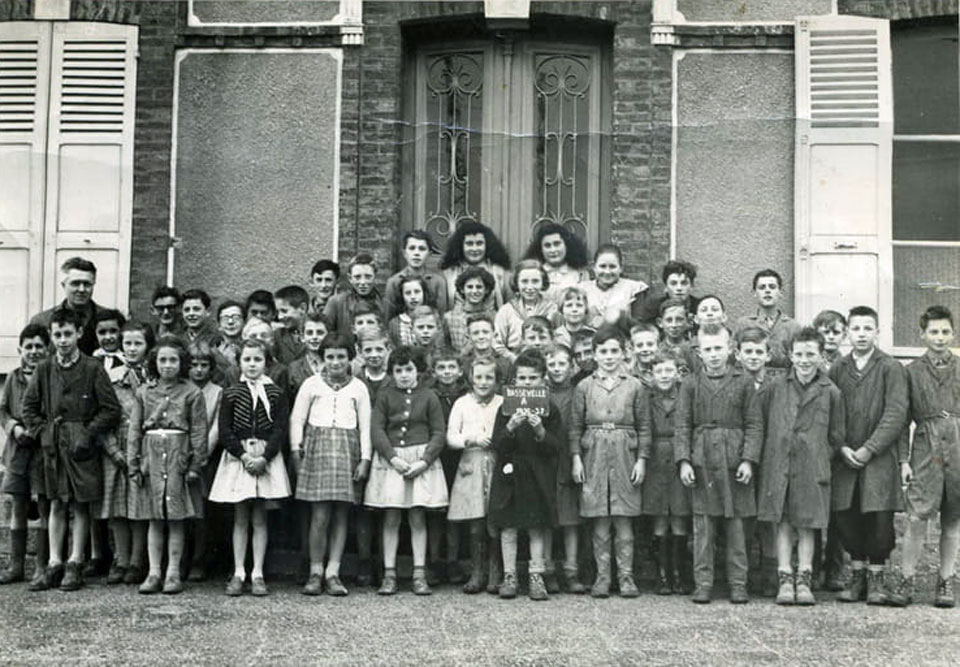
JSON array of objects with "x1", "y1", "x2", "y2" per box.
[
  {"x1": 0, "y1": 368, "x2": 43, "y2": 497},
  {"x1": 641, "y1": 384, "x2": 691, "y2": 517},
  {"x1": 756, "y1": 370, "x2": 845, "y2": 529},
  {"x1": 21, "y1": 354, "x2": 121, "y2": 504},
  {"x1": 488, "y1": 402, "x2": 564, "y2": 529},
  {"x1": 733, "y1": 309, "x2": 803, "y2": 369},
  {"x1": 828, "y1": 349, "x2": 908, "y2": 513},
  {"x1": 673, "y1": 366, "x2": 762, "y2": 518},
  {"x1": 383, "y1": 267, "x2": 451, "y2": 321},
  {"x1": 98, "y1": 364, "x2": 144, "y2": 519},
  {"x1": 569, "y1": 370, "x2": 651, "y2": 518},
  {"x1": 898, "y1": 351, "x2": 960, "y2": 519},
  {"x1": 126, "y1": 379, "x2": 208, "y2": 520},
  {"x1": 492, "y1": 298, "x2": 559, "y2": 362},
  {"x1": 580, "y1": 278, "x2": 648, "y2": 329},
  {"x1": 446, "y1": 392, "x2": 504, "y2": 520}
]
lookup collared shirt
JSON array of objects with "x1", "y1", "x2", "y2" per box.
[{"x1": 733, "y1": 309, "x2": 802, "y2": 369}]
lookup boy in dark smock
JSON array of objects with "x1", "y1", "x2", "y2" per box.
[
  {"x1": 21, "y1": 309, "x2": 121, "y2": 591},
  {"x1": 828, "y1": 306, "x2": 907, "y2": 605}
]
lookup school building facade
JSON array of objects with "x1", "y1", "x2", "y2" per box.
[{"x1": 1, "y1": 0, "x2": 958, "y2": 372}]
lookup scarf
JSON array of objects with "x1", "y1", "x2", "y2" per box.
[{"x1": 243, "y1": 375, "x2": 275, "y2": 422}]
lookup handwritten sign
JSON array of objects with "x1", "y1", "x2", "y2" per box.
[{"x1": 502, "y1": 386, "x2": 550, "y2": 417}]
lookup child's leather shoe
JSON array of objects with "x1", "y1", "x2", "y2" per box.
[
  {"x1": 139, "y1": 574, "x2": 162, "y2": 595},
  {"x1": 837, "y1": 568, "x2": 866, "y2": 602},
  {"x1": 543, "y1": 571, "x2": 561, "y2": 595},
  {"x1": 691, "y1": 585, "x2": 712, "y2": 604},
  {"x1": 250, "y1": 576, "x2": 268, "y2": 597},
  {"x1": 163, "y1": 573, "x2": 184, "y2": 595},
  {"x1": 106, "y1": 562, "x2": 126, "y2": 585},
  {"x1": 224, "y1": 575, "x2": 244, "y2": 597},
  {"x1": 935, "y1": 576, "x2": 955, "y2": 608},
  {"x1": 866, "y1": 570, "x2": 887, "y2": 606},
  {"x1": 378, "y1": 571, "x2": 398, "y2": 596},
  {"x1": 729, "y1": 584, "x2": 749, "y2": 604},
  {"x1": 325, "y1": 575, "x2": 348, "y2": 597},
  {"x1": 618, "y1": 575, "x2": 640, "y2": 598},
  {"x1": 884, "y1": 570, "x2": 913, "y2": 608},
  {"x1": 499, "y1": 572, "x2": 518, "y2": 599},
  {"x1": 562, "y1": 568, "x2": 586, "y2": 595},
  {"x1": 795, "y1": 569, "x2": 816, "y2": 606},
  {"x1": 528, "y1": 573, "x2": 548, "y2": 601},
  {"x1": 775, "y1": 571, "x2": 795, "y2": 606},
  {"x1": 302, "y1": 573, "x2": 323, "y2": 596},
  {"x1": 590, "y1": 573, "x2": 611, "y2": 599},
  {"x1": 59, "y1": 562, "x2": 83, "y2": 591}
]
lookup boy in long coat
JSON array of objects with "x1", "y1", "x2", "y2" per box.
[
  {"x1": 757, "y1": 327, "x2": 845, "y2": 605},
  {"x1": 675, "y1": 324, "x2": 762, "y2": 604},
  {"x1": 21, "y1": 309, "x2": 121, "y2": 591},
  {"x1": 828, "y1": 306, "x2": 907, "y2": 605}
]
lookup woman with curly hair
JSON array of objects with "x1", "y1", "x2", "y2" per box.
[
  {"x1": 440, "y1": 222, "x2": 511, "y2": 312},
  {"x1": 523, "y1": 223, "x2": 591, "y2": 304}
]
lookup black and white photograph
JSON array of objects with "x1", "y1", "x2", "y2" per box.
[{"x1": 0, "y1": 0, "x2": 959, "y2": 664}]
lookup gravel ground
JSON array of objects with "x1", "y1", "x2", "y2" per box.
[{"x1": 1, "y1": 578, "x2": 958, "y2": 666}]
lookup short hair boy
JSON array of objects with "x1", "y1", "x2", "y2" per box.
[
  {"x1": 887, "y1": 306, "x2": 960, "y2": 608},
  {"x1": 245, "y1": 289, "x2": 277, "y2": 323},
  {"x1": 674, "y1": 323, "x2": 762, "y2": 604},
  {"x1": 733, "y1": 269, "x2": 801, "y2": 368},
  {"x1": 324, "y1": 253, "x2": 381, "y2": 337},
  {"x1": 21, "y1": 310, "x2": 121, "y2": 591},
  {"x1": 273, "y1": 284, "x2": 310, "y2": 365},
  {"x1": 0, "y1": 324, "x2": 51, "y2": 586},
  {"x1": 828, "y1": 305, "x2": 908, "y2": 605},
  {"x1": 757, "y1": 326, "x2": 844, "y2": 606},
  {"x1": 309, "y1": 259, "x2": 340, "y2": 313},
  {"x1": 813, "y1": 309, "x2": 847, "y2": 371},
  {"x1": 383, "y1": 230, "x2": 449, "y2": 322},
  {"x1": 151, "y1": 286, "x2": 183, "y2": 337}
]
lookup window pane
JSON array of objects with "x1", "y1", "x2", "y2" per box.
[
  {"x1": 421, "y1": 51, "x2": 484, "y2": 248},
  {"x1": 533, "y1": 52, "x2": 594, "y2": 243},
  {"x1": 893, "y1": 246, "x2": 960, "y2": 346},
  {"x1": 892, "y1": 19, "x2": 959, "y2": 135},
  {"x1": 893, "y1": 141, "x2": 960, "y2": 241}
]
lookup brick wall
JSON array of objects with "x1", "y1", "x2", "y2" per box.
[{"x1": 840, "y1": 0, "x2": 958, "y2": 19}]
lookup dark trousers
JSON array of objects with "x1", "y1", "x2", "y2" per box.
[{"x1": 833, "y1": 485, "x2": 895, "y2": 563}]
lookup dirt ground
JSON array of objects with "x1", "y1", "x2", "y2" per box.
[{"x1": 1, "y1": 577, "x2": 958, "y2": 666}]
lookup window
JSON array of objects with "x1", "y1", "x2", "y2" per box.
[{"x1": 892, "y1": 16, "x2": 960, "y2": 349}]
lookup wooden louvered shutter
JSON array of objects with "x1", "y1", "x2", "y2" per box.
[
  {"x1": 0, "y1": 22, "x2": 51, "y2": 368},
  {"x1": 42, "y1": 21, "x2": 137, "y2": 313},
  {"x1": 794, "y1": 14, "x2": 894, "y2": 348}
]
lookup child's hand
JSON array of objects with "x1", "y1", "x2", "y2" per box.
[
  {"x1": 679, "y1": 461, "x2": 696, "y2": 487},
  {"x1": 247, "y1": 456, "x2": 268, "y2": 476},
  {"x1": 571, "y1": 455, "x2": 585, "y2": 484},
  {"x1": 853, "y1": 446, "x2": 873, "y2": 466},
  {"x1": 130, "y1": 470, "x2": 143, "y2": 486},
  {"x1": 840, "y1": 446, "x2": 864, "y2": 470},
  {"x1": 354, "y1": 459, "x2": 371, "y2": 481},
  {"x1": 390, "y1": 456, "x2": 412, "y2": 475},
  {"x1": 186, "y1": 470, "x2": 200, "y2": 483},
  {"x1": 506, "y1": 412, "x2": 526, "y2": 432},
  {"x1": 291, "y1": 450, "x2": 302, "y2": 475},
  {"x1": 630, "y1": 459, "x2": 646, "y2": 486},
  {"x1": 900, "y1": 462, "x2": 914, "y2": 487},
  {"x1": 12, "y1": 424, "x2": 26, "y2": 443},
  {"x1": 735, "y1": 460, "x2": 753, "y2": 485},
  {"x1": 474, "y1": 435, "x2": 492, "y2": 448},
  {"x1": 113, "y1": 453, "x2": 127, "y2": 470},
  {"x1": 403, "y1": 460, "x2": 429, "y2": 479}
]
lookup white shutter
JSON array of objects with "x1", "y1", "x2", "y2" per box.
[
  {"x1": 42, "y1": 21, "x2": 137, "y2": 313},
  {"x1": 0, "y1": 22, "x2": 51, "y2": 369},
  {"x1": 794, "y1": 14, "x2": 893, "y2": 348}
]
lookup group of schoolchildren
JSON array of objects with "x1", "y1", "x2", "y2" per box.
[{"x1": 1, "y1": 223, "x2": 958, "y2": 612}]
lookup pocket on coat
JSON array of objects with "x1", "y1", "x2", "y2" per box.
[
  {"x1": 458, "y1": 461, "x2": 474, "y2": 477},
  {"x1": 625, "y1": 432, "x2": 638, "y2": 452},
  {"x1": 579, "y1": 431, "x2": 596, "y2": 454}
]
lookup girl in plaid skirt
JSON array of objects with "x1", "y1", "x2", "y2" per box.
[{"x1": 290, "y1": 333, "x2": 372, "y2": 597}]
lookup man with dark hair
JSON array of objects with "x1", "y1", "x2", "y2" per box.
[
  {"x1": 29, "y1": 257, "x2": 110, "y2": 356},
  {"x1": 308, "y1": 259, "x2": 341, "y2": 314},
  {"x1": 733, "y1": 269, "x2": 802, "y2": 369},
  {"x1": 151, "y1": 285, "x2": 183, "y2": 338}
]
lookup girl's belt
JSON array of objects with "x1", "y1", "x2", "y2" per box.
[
  {"x1": 917, "y1": 411, "x2": 959, "y2": 421},
  {"x1": 586, "y1": 423, "x2": 634, "y2": 431},
  {"x1": 145, "y1": 428, "x2": 187, "y2": 436}
]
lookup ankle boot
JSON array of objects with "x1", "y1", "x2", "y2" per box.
[
  {"x1": 838, "y1": 568, "x2": 867, "y2": 602},
  {"x1": 614, "y1": 534, "x2": 638, "y2": 598},
  {"x1": 761, "y1": 556, "x2": 779, "y2": 598},
  {"x1": 0, "y1": 529, "x2": 27, "y2": 584},
  {"x1": 463, "y1": 535, "x2": 487, "y2": 594},
  {"x1": 591, "y1": 530, "x2": 612, "y2": 598},
  {"x1": 884, "y1": 569, "x2": 913, "y2": 608},
  {"x1": 934, "y1": 575, "x2": 956, "y2": 608},
  {"x1": 656, "y1": 535, "x2": 672, "y2": 595},
  {"x1": 28, "y1": 529, "x2": 49, "y2": 590},
  {"x1": 866, "y1": 569, "x2": 887, "y2": 606}
]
